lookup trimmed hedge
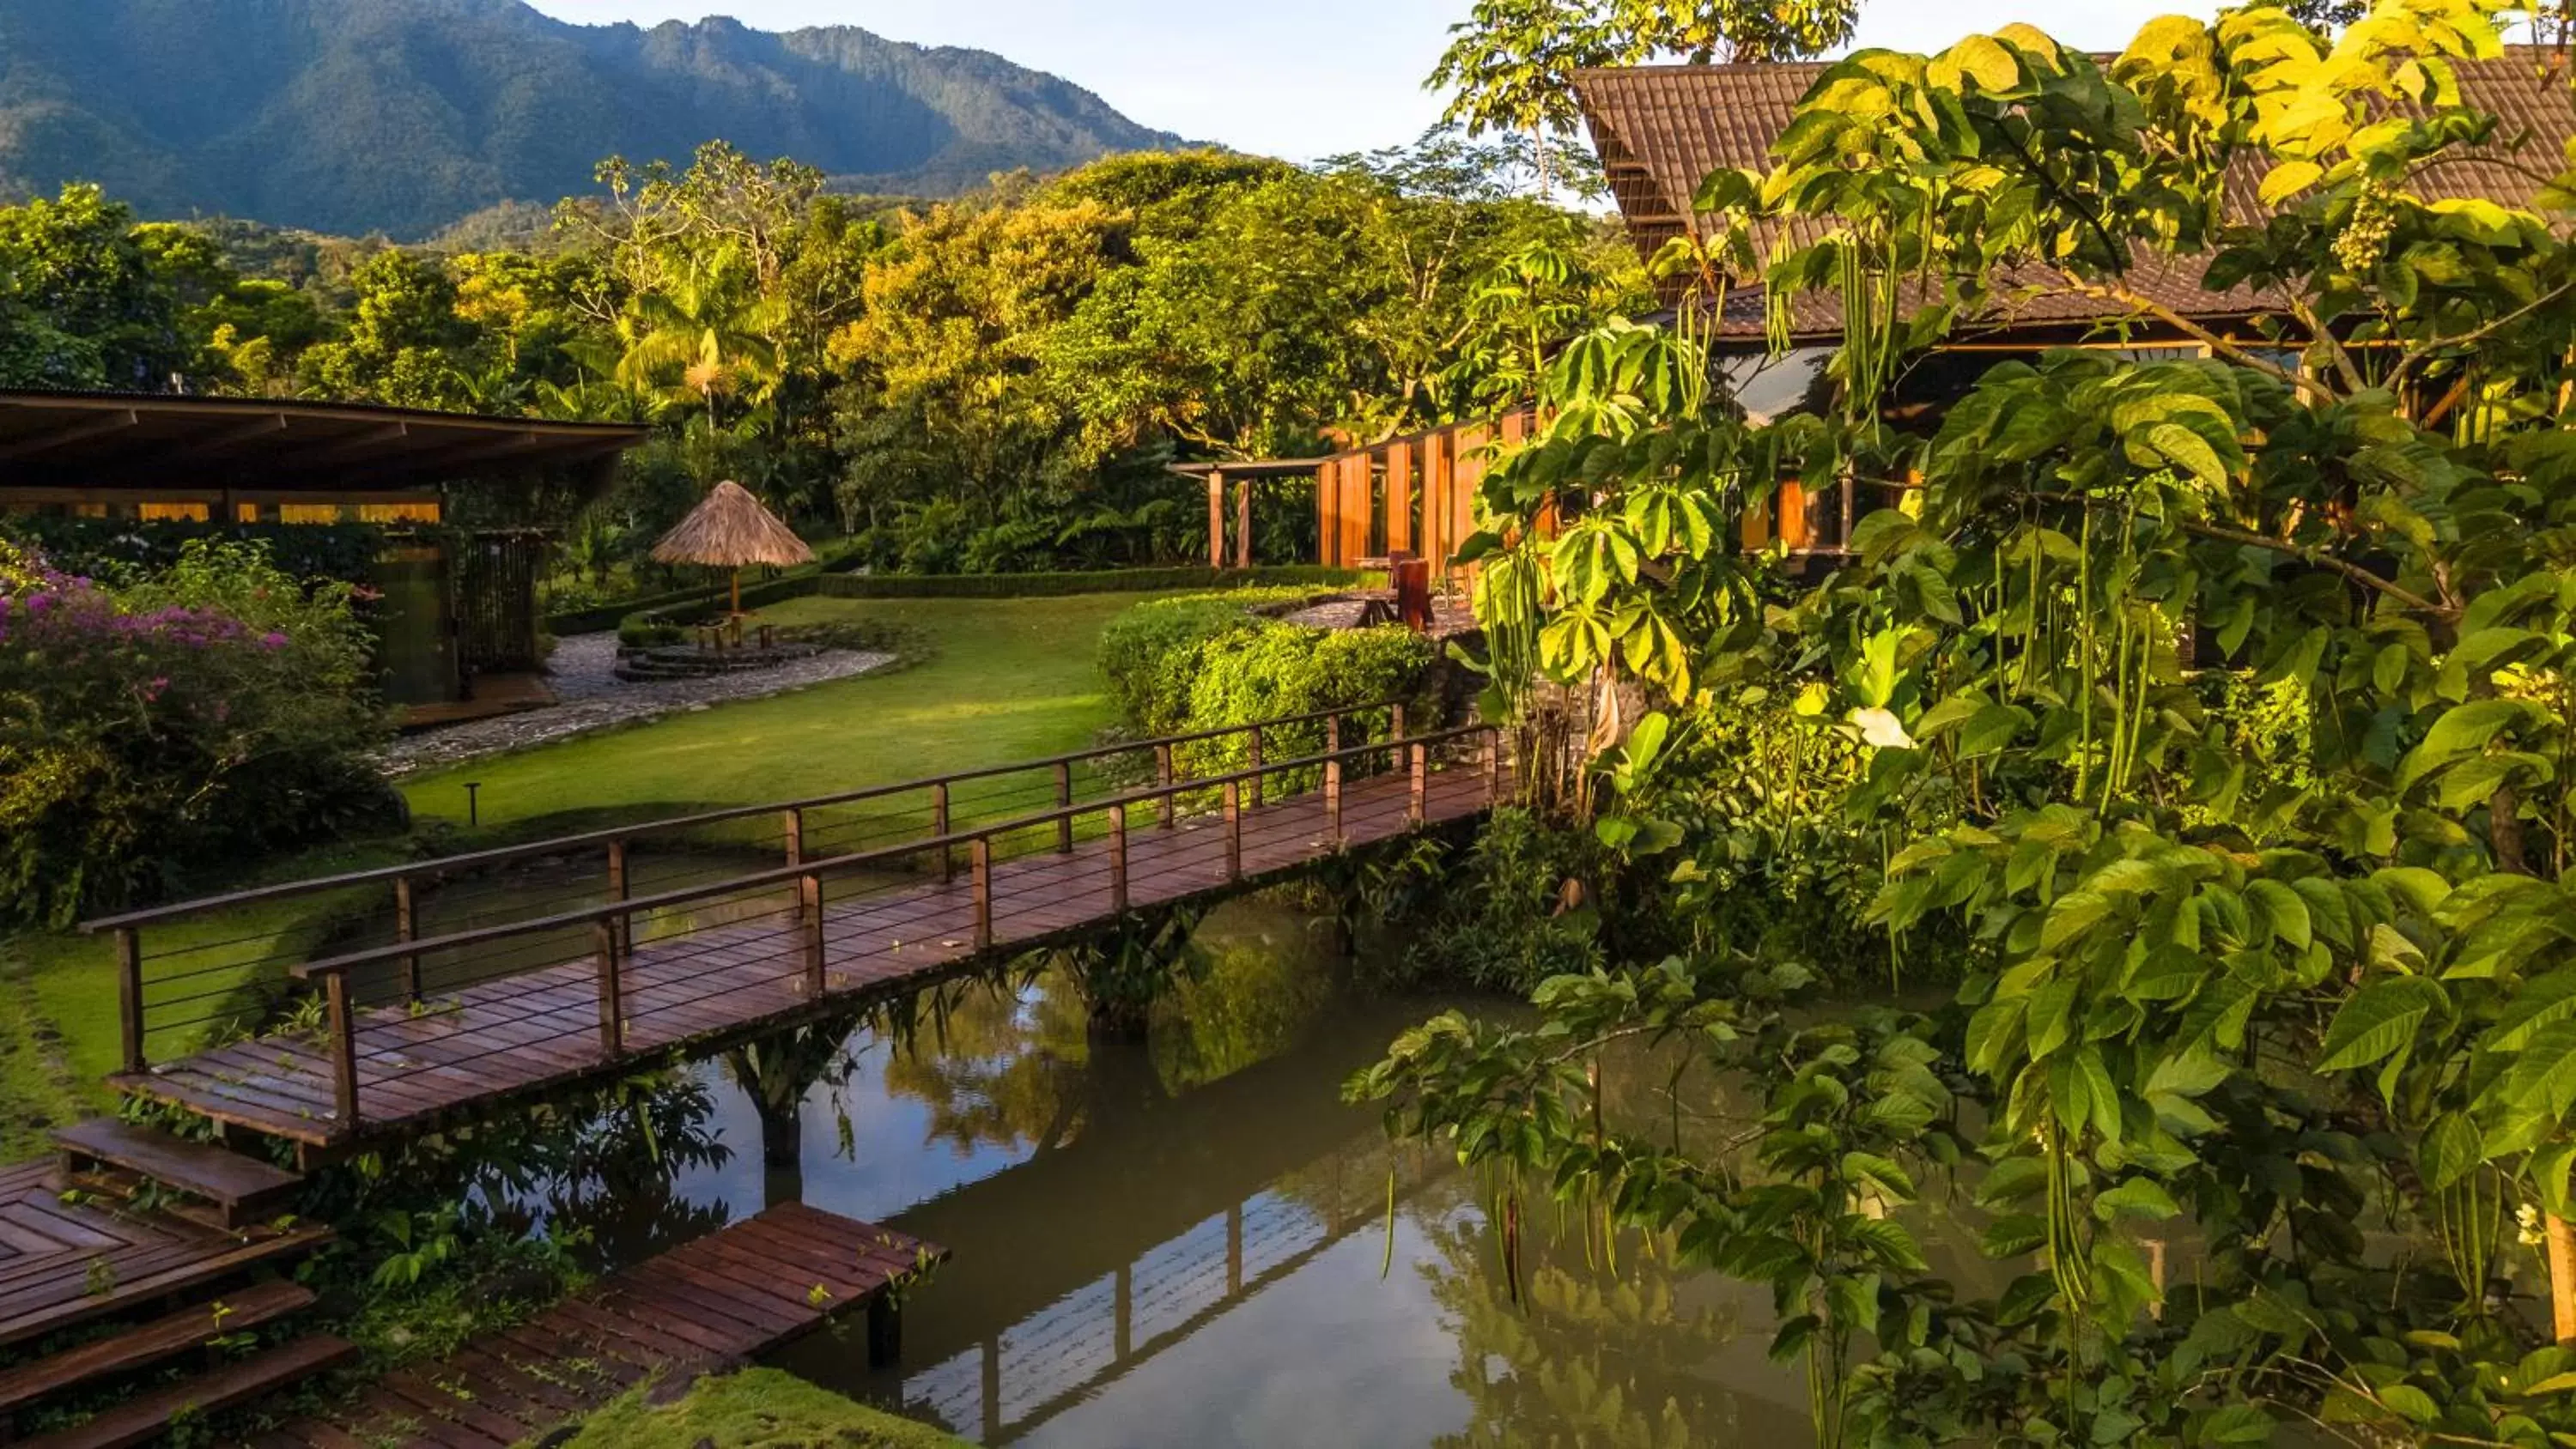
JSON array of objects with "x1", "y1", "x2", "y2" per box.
[{"x1": 813, "y1": 566, "x2": 1367, "y2": 600}]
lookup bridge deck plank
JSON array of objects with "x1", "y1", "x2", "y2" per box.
[{"x1": 114, "y1": 765, "x2": 1492, "y2": 1148}]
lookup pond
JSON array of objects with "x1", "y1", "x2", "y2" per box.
[{"x1": 486, "y1": 894, "x2": 1827, "y2": 1447}]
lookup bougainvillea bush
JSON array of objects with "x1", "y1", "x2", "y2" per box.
[{"x1": 0, "y1": 538, "x2": 392, "y2": 926}]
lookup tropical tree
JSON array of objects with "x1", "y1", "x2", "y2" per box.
[{"x1": 1364, "y1": 0, "x2": 2576, "y2": 1441}]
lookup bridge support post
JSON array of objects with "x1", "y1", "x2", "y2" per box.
[
  {"x1": 973, "y1": 839, "x2": 993, "y2": 949},
  {"x1": 325, "y1": 969, "x2": 359, "y2": 1129},
  {"x1": 1391, "y1": 702, "x2": 1406, "y2": 743},
  {"x1": 1324, "y1": 757, "x2": 1343, "y2": 843},
  {"x1": 933, "y1": 782, "x2": 953, "y2": 883},
  {"x1": 1408, "y1": 742, "x2": 1426, "y2": 825},
  {"x1": 867, "y1": 1293, "x2": 903, "y2": 1367},
  {"x1": 1054, "y1": 761, "x2": 1074, "y2": 853},
  {"x1": 1248, "y1": 727, "x2": 1263, "y2": 809},
  {"x1": 783, "y1": 806, "x2": 805, "y2": 870},
  {"x1": 1224, "y1": 782, "x2": 1242, "y2": 881},
  {"x1": 595, "y1": 918, "x2": 624, "y2": 1059},
  {"x1": 1109, "y1": 804, "x2": 1129, "y2": 912},
  {"x1": 799, "y1": 870, "x2": 825, "y2": 997},
  {"x1": 394, "y1": 876, "x2": 420, "y2": 1004},
  {"x1": 1156, "y1": 745, "x2": 1176, "y2": 828},
  {"x1": 115, "y1": 926, "x2": 144, "y2": 1076}
]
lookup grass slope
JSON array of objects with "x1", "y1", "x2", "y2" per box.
[
  {"x1": 556, "y1": 1368, "x2": 966, "y2": 1448},
  {"x1": 400, "y1": 595, "x2": 1139, "y2": 835}
]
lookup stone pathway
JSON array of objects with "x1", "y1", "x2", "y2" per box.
[{"x1": 379, "y1": 632, "x2": 896, "y2": 776}]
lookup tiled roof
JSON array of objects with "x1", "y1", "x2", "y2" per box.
[{"x1": 1577, "y1": 47, "x2": 2576, "y2": 336}]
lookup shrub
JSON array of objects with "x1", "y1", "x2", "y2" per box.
[{"x1": 0, "y1": 539, "x2": 395, "y2": 925}]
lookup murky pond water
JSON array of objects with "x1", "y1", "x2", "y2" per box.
[{"x1": 489, "y1": 895, "x2": 1823, "y2": 1447}]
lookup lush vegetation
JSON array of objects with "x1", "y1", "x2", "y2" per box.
[
  {"x1": 0, "y1": 134, "x2": 1640, "y2": 610},
  {"x1": 0, "y1": 0, "x2": 1181, "y2": 239},
  {"x1": 0, "y1": 538, "x2": 391, "y2": 926},
  {"x1": 1358, "y1": 1, "x2": 2576, "y2": 1445},
  {"x1": 551, "y1": 1368, "x2": 969, "y2": 1449},
  {"x1": 1096, "y1": 590, "x2": 1443, "y2": 778}
]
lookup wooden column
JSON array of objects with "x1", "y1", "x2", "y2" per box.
[
  {"x1": 2554, "y1": 1213, "x2": 2576, "y2": 1344},
  {"x1": 1420, "y1": 431, "x2": 1450, "y2": 571},
  {"x1": 595, "y1": 918, "x2": 624, "y2": 1058},
  {"x1": 1248, "y1": 727, "x2": 1264, "y2": 809},
  {"x1": 799, "y1": 870, "x2": 825, "y2": 997},
  {"x1": 325, "y1": 971, "x2": 359, "y2": 1128},
  {"x1": 933, "y1": 782, "x2": 953, "y2": 883},
  {"x1": 606, "y1": 839, "x2": 630, "y2": 962},
  {"x1": 1108, "y1": 803, "x2": 1129, "y2": 913},
  {"x1": 1315, "y1": 464, "x2": 1334, "y2": 567},
  {"x1": 394, "y1": 876, "x2": 421, "y2": 1003},
  {"x1": 1409, "y1": 742, "x2": 1427, "y2": 825},
  {"x1": 1054, "y1": 761, "x2": 1074, "y2": 852},
  {"x1": 1156, "y1": 744, "x2": 1176, "y2": 828},
  {"x1": 1224, "y1": 782, "x2": 1242, "y2": 881},
  {"x1": 1385, "y1": 440, "x2": 1413, "y2": 556},
  {"x1": 1346, "y1": 456, "x2": 1371, "y2": 564},
  {"x1": 1236, "y1": 476, "x2": 1254, "y2": 570},
  {"x1": 116, "y1": 927, "x2": 144, "y2": 1076},
  {"x1": 1208, "y1": 471, "x2": 1226, "y2": 569},
  {"x1": 972, "y1": 839, "x2": 993, "y2": 949}
]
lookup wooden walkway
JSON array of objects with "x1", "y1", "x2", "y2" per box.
[
  {"x1": 114, "y1": 753, "x2": 1496, "y2": 1149},
  {"x1": 0, "y1": 1161, "x2": 330, "y2": 1352},
  {"x1": 246, "y1": 1203, "x2": 942, "y2": 1449}
]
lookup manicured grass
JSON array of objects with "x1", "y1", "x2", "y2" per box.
[
  {"x1": 401, "y1": 594, "x2": 1143, "y2": 837},
  {"x1": 555, "y1": 1368, "x2": 967, "y2": 1448}
]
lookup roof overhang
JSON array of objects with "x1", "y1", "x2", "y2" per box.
[{"x1": 0, "y1": 391, "x2": 650, "y2": 494}]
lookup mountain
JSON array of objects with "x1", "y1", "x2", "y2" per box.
[{"x1": 0, "y1": 0, "x2": 1189, "y2": 239}]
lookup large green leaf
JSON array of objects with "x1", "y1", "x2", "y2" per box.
[{"x1": 2316, "y1": 976, "x2": 2448, "y2": 1073}]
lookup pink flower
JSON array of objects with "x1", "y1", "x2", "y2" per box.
[{"x1": 260, "y1": 630, "x2": 289, "y2": 650}]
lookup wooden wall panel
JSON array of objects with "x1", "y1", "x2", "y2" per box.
[
  {"x1": 1315, "y1": 464, "x2": 1335, "y2": 566},
  {"x1": 1385, "y1": 441, "x2": 1413, "y2": 556},
  {"x1": 1420, "y1": 432, "x2": 1450, "y2": 567}
]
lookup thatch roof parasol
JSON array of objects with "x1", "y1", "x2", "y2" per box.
[{"x1": 650, "y1": 480, "x2": 814, "y2": 615}]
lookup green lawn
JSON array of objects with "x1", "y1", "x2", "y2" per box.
[{"x1": 401, "y1": 594, "x2": 1141, "y2": 837}]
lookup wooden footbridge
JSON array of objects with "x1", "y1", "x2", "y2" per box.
[{"x1": 85, "y1": 705, "x2": 1508, "y2": 1152}]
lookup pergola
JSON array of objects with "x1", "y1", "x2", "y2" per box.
[{"x1": 1168, "y1": 458, "x2": 1330, "y2": 571}]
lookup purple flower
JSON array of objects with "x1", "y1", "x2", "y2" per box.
[{"x1": 260, "y1": 631, "x2": 289, "y2": 650}]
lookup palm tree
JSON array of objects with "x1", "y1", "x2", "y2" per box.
[{"x1": 614, "y1": 251, "x2": 787, "y2": 433}]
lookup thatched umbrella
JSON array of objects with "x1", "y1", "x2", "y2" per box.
[{"x1": 650, "y1": 480, "x2": 815, "y2": 616}]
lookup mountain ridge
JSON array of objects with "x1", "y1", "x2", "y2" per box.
[{"x1": 0, "y1": 0, "x2": 1190, "y2": 239}]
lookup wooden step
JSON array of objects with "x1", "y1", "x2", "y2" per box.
[
  {"x1": 52, "y1": 1121, "x2": 301, "y2": 1229},
  {"x1": 17, "y1": 1335, "x2": 355, "y2": 1449},
  {"x1": 0, "y1": 1280, "x2": 314, "y2": 1419}
]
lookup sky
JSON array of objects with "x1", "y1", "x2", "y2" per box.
[{"x1": 523, "y1": 0, "x2": 2223, "y2": 163}]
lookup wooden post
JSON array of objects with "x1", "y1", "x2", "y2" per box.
[
  {"x1": 868, "y1": 1294, "x2": 903, "y2": 1368},
  {"x1": 1325, "y1": 755, "x2": 1343, "y2": 841},
  {"x1": 1054, "y1": 761, "x2": 1073, "y2": 853},
  {"x1": 325, "y1": 971, "x2": 359, "y2": 1129},
  {"x1": 595, "y1": 918, "x2": 624, "y2": 1059},
  {"x1": 1156, "y1": 744, "x2": 1176, "y2": 828},
  {"x1": 972, "y1": 839, "x2": 993, "y2": 950},
  {"x1": 1226, "y1": 1203, "x2": 1244, "y2": 1294},
  {"x1": 1109, "y1": 803, "x2": 1129, "y2": 913},
  {"x1": 1390, "y1": 702, "x2": 1406, "y2": 743},
  {"x1": 800, "y1": 870, "x2": 825, "y2": 997},
  {"x1": 1409, "y1": 742, "x2": 1427, "y2": 825},
  {"x1": 1115, "y1": 1262, "x2": 1133, "y2": 1361},
  {"x1": 115, "y1": 927, "x2": 144, "y2": 1076},
  {"x1": 606, "y1": 838, "x2": 631, "y2": 962},
  {"x1": 1386, "y1": 440, "x2": 1413, "y2": 556},
  {"x1": 2553, "y1": 1213, "x2": 2576, "y2": 1345},
  {"x1": 1248, "y1": 726, "x2": 1264, "y2": 809},
  {"x1": 1208, "y1": 472, "x2": 1226, "y2": 569},
  {"x1": 1315, "y1": 463, "x2": 1334, "y2": 567},
  {"x1": 933, "y1": 781, "x2": 953, "y2": 884},
  {"x1": 1236, "y1": 476, "x2": 1254, "y2": 570},
  {"x1": 783, "y1": 806, "x2": 805, "y2": 868},
  {"x1": 394, "y1": 876, "x2": 421, "y2": 1003},
  {"x1": 1224, "y1": 781, "x2": 1242, "y2": 881}
]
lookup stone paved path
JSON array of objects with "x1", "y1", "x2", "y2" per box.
[{"x1": 379, "y1": 633, "x2": 895, "y2": 776}]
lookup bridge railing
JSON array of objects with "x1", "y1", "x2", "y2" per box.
[
  {"x1": 82, "y1": 702, "x2": 1498, "y2": 1110},
  {"x1": 267, "y1": 719, "x2": 1500, "y2": 1132}
]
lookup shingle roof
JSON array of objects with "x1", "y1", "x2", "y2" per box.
[{"x1": 1577, "y1": 47, "x2": 2576, "y2": 336}]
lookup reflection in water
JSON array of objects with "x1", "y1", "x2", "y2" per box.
[{"x1": 575, "y1": 899, "x2": 1809, "y2": 1446}]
